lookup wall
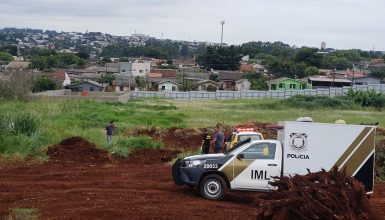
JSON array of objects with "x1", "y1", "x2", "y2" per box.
[
  {"x1": 29, "y1": 84, "x2": 385, "y2": 102},
  {"x1": 131, "y1": 84, "x2": 385, "y2": 100}
]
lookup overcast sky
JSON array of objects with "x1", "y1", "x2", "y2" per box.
[{"x1": 1, "y1": 0, "x2": 384, "y2": 51}]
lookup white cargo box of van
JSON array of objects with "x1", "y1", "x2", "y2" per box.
[{"x1": 277, "y1": 121, "x2": 376, "y2": 192}]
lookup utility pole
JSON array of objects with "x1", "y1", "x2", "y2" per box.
[
  {"x1": 220, "y1": 20, "x2": 225, "y2": 45},
  {"x1": 332, "y1": 68, "x2": 336, "y2": 87}
]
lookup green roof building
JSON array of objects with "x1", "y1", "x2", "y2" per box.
[{"x1": 269, "y1": 77, "x2": 312, "y2": 90}]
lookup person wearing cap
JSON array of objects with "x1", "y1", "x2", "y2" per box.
[{"x1": 211, "y1": 125, "x2": 224, "y2": 153}]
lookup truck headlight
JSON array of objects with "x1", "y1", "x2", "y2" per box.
[{"x1": 184, "y1": 159, "x2": 206, "y2": 167}]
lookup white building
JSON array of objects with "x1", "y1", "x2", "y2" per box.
[
  {"x1": 157, "y1": 80, "x2": 180, "y2": 91},
  {"x1": 118, "y1": 61, "x2": 151, "y2": 77}
]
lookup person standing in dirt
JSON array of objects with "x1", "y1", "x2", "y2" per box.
[
  {"x1": 105, "y1": 121, "x2": 117, "y2": 143},
  {"x1": 211, "y1": 125, "x2": 224, "y2": 153},
  {"x1": 201, "y1": 128, "x2": 212, "y2": 154}
]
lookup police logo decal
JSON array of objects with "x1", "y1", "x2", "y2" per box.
[{"x1": 289, "y1": 133, "x2": 308, "y2": 152}]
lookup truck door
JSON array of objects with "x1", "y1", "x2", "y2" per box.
[{"x1": 231, "y1": 141, "x2": 282, "y2": 190}]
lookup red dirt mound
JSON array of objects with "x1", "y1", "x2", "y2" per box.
[
  {"x1": 234, "y1": 121, "x2": 277, "y2": 139},
  {"x1": 126, "y1": 148, "x2": 181, "y2": 165},
  {"x1": 46, "y1": 136, "x2": 111, "y2": 164}
]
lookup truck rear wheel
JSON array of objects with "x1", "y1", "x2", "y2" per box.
[{"x1": 199, "y1": 174, "x2": 226, "y2": 200}]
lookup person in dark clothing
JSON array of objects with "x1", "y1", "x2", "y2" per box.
[
  {"x1": 211, "y1": 125, "x2": 224, "y2": 153},
  {"x1": 201, "y1": 128, "x2": 212, "y2": 154},
  {"x1": 105, "y1": 121, "x2": 116, "y2": 143}
]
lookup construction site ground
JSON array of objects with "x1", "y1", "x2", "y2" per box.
[{"x1": 0, "y1": 123, "x2": 384, "y2": 220}]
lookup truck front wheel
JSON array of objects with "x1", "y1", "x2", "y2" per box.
[{"x1": 199, "y1": 174, "x2": 226, "y2": 200}]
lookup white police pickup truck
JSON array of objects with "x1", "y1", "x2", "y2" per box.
[{"x1": 172, "y1": 120, "x2": 376, "y2": 200}]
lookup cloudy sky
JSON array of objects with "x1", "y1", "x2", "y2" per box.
[{"x1": 1, "y1": 0, "x2": 384, "y2": 50}]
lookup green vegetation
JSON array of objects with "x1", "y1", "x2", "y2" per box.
[
  {"x1": 32, "y1": 76, "x2": 57, "y2": 92},
  {"x1": 6, "y1": 208, "x2": 38, "y2": 220},
  {"x1": 0, "y1": 51, "x2": 13, "y2": 63},
  {"x1": 346, "y1": 89, "x2": 385, "y2": 108},
  {"x1": 376, "y1": 136, "x2": 385, "y2": 180},
  {"x1": 107, "y1": 136, "x2": 163, "y2": 158},
  {"x1": 0, "y1": 98, "x2": 384, "y2": 161}
]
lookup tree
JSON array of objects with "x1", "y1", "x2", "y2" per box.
[
  {"x1": 135, "y1": 76, "x2": 148, "y2": 91},
  {"x1": 0, "y1": 45, "x2": 18, "y2": 56},
  {"x1": 196, "y1": 45, "x2": 242, "y2": 70},
  {"x1": 0, "y1": 52, "x2": 13, "y2": 63},
  {"x1": 30, "y1": 56, "x2": 48, "y2": 70},
  {"x1": 32, "y1": 76, "x2": 56, "y2": 92},
  {"x1": 243, "y1": 72, "x2": 268, "y2": 90},
  {"x1": 304, "y1": 66, "x2": 319, "y2": 76},
  {"x1": 294, "y1": 47, "x2": 322, "y2": 68},
  {"x1": 178, "y1": 72, "x2": 195, "y2": 91},
  {"x1": 370, "y1": 68, "x2": 385, "y2": 79},
  {"x1": 181, "y1": 44, "x2": 189, "y2": 58},
  {"x1": 209, "y1": 73, "x2": 219, "y2": 81},
  {"x1": 98, "y1": 73, "x2": 115, "y2": 86}
]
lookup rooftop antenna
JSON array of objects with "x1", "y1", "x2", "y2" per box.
[{"x1": 220, "y1": 20, "x2": 225, "y2": 45}]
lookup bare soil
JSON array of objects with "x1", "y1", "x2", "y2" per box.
[{"x1": 0, "y1": 124, "x2": 384, "y2": 220}]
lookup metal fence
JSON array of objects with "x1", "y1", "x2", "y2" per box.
[{"x1": 130, "y1": 84, "x2": 385, "y2": 100}]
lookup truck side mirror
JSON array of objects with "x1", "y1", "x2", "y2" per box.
[{"x1": 237, "y1": 153, "x2": 244, "y2": 160}]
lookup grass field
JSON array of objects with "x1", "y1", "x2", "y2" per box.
[{"x1": 0, "y1": 97, "x2": 384, "y2": 157}]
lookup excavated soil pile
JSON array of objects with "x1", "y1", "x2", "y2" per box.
[
  {"x1": 255, "y1": 168, "x2": 373, "y2": 220},
  {"x1": 234, "y1": 121, "x2": 277, "y2": 139},
  {"x1": 127, "y1": 148, "x2": 181, "y2": 165},
  {"x1": 46, "y1": 136, "x2": 111, "y2": 164}
]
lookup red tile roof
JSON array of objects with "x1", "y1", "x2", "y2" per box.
[{"x1": 53, "y1": 71, "x2": 65, "y2": 81}]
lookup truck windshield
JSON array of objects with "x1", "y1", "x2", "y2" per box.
[
  {"x1": 225, "y1": 137, "x2": 251, "y2": 155},
  {"x1": 238, "y1": 134, "x2": 262, "y2": 142}
]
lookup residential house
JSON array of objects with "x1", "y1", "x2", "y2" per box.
[
  {"x1": 52, "y1": 70, "x2": 66, "y2": 88},
  {"x1": 157, "y1": 80, "x2": 180, "y2": 91},
  {"x1": 217, "y1": 71, "x2": 244, "y2": 91},
  {"x1": 147, "y1": 77, "x2": 176, "y2": 91},
  {"x1": 183, "y1": 72, "x2": 210, "y2": 81},
  {"x1": 112, "y1": 79, "x2": 138, "y2": 92},
  {"x1": 65, "y1": 80, "x2": 103, "y2": 92},
  {"x1": 351, "y1": 75, "x2": 382, "y2": 85},
  {"x1": 150, "y1": 69, "x2": 177, "y2": 78},
  {"x1": 6, "y1": 61, "x2": 30, "y2": 72},
  {"x1": 240, "y1": 64, "x2": 255, "y2": 73},
  {"x1": 307, "y1": 76, "x2": 351, "y2": 88},
  {"x1": 269, "y1": 77, "x2": 311, "y2": 90},
  {"x1": 253, "y1": 64, "x2": 266, "y2": 73},
  {"x1": 235, "y1": 79, "x2": 251, "y2": 91},
  {"x1": 195, "y1": 80, "x2": 222, "y2": 91},
  {"x1": 118, "y1": 61, "x2": 151, "y2": 77},
  {"x1": 174, "y1": 59, "x2": 196, "y2": 68}
]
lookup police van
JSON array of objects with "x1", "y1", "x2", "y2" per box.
[{"x1": 172, "y1": 120, "x2": 376, "y2": 200}]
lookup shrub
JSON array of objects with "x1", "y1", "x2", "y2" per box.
[
  {"x1": 116, "y1": 136, "x2": 163, "y2": 149},
  {"x1": 110, "y1": 136, "x2": 164, "y2": 158},
  {"x1": 283, "y1": 95, "x2": 356, "y2": 110},
  {"x1": 346, "y1": 89, "x2": 385, "y2": 108},
  {"x1": 206, "y1": 85, "x2": 217, "y2": 92},
  {"x1": 6, "y1": 208, "x2": 38, "y2": 220},
  {"x1": 11, "y1": 112, "x2": 39, "y2": 136}
]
